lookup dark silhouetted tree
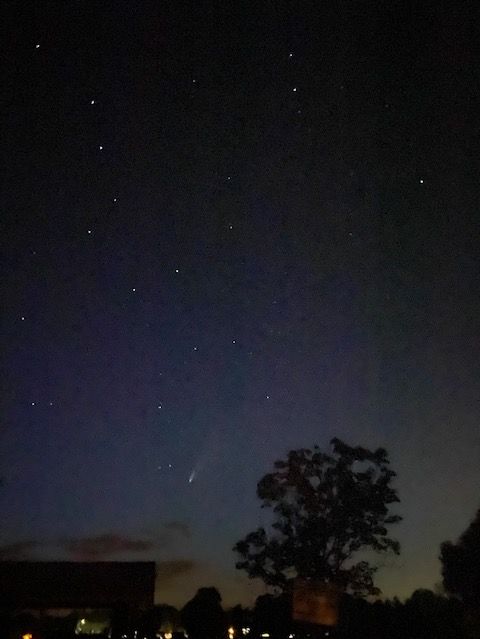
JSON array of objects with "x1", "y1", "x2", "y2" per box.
[
  {"x1": 252, "y1": 593, "x2": 290, "y2": 636},
  {"x1": 441, "y1": 508, "x2": 480, "y2": 608},
  {"x1": 181, "y1": 587, "x2": 225, "y2": 639},
  {"x1": 234, "y1": 438, "x2": 401, "y2": 596},
  {"x1": 226, "y1": 605, "x2": 252, "y2": 632},
  {"x1": 441, "y1": 508, "x2": 480, "y2": 637}
]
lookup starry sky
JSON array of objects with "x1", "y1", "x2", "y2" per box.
[{"x1": 1, "y1": 1, "x2": 479, "y2": 608}]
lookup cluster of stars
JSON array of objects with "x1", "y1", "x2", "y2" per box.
[{"x1": 22, "y1": 41, "x2": 425, "y2": 480}]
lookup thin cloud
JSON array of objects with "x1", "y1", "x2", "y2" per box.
[
  {"x1": 155, "y1": 559, "x2": 196, "y2": 584},
  {"x1": 64, "y1": 534, "x2": 153, "y2": 560},
  {"x1": 163, "y1": 521, "x2": 191, "y2": 538},
  {"x1": 0, "y1": 540, "x2": 39, "y2": 560}
]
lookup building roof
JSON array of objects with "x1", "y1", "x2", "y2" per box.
[{"x1": 0, "y1": 561, "x2": 155, "y2": 609}]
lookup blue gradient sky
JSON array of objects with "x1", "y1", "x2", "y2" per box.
[{"x1": 1, "y1": 1, "x2": 479, "y2": 608}]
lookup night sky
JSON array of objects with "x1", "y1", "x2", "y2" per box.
[{"x1": 1, "y1": 1, "x2": 479, "y2": 608}]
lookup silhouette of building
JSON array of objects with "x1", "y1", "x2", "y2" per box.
[
  {"x1": 0, "y1": 562, "x2": 155, "y2": 611},
  {"x1": 0, "y1": 562, "x2": 155, "y2": 639}
]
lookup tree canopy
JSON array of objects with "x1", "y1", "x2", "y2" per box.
[
  {"x1": 440, "y1": 508, "x2": 480, "y2": 608},
  {"x1": 234, "y1": 438, "x2": 401, "y2": 596},
  {"x1": 181, "y1": 587, "x2": 225, "y2": 639}
]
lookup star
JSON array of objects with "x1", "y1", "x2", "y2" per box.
[
  {"x1": 21, "y1": 316, "x2": 25, "y2": 321},
  {"x1": 31, "y1": 402, "x2": 35, "y2": 406},
  {"x1": 193, "y1": 346, "x2": 198, "y2": 351},
  {"x1": 289, "y1": 53, "x2": 293, "y2": 58},
  {"x1": 266, "y1": 395, "x2": 270, "y2": 400},
  {"x1": 232, "y1": 339, "x2": 236, "y2": 344},
  {"x1": 157, "y1": 404, "x2": 162, "y2": 409},
  {"x1": 99, "y1": 145, "x2": 103, "y2": 150},
  {"x1": 113, "y1": 197, "x2": 117, "y2": 202},
  {"x1": 35, "y1": 44, "x2": 40, "y2": 49},
  {"x1": 90, "y1": 100, "x2": 95, "y2": 105},
  {"x1": 419, "y1": 178, "x2": 424, "y2": 184},
  {"x1": 229, "y1": 224, "x2": 233, "y2": 230},
  {"x1": 293, "y1": 87, "x2": 297, "y2": 92},
  {"x1": 132, "y1": 288, "x2": 136, "y2": 292},
  {"x1": 87, "y1": 229, "x2": 92, "y2": 234},
  {"x1": 175, "y1": 268, "x2": 179, "y2": 273}
]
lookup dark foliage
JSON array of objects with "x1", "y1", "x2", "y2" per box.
[
  {"x1": 234, "y1": 438, "x2": 401, "y2": 595},
  {"x1": 181, "y1": 587, "x2": 225, "y2": 639},
  {"x1": 440, "y1": 508, "x2": 480, "y2": 608},
  {"x1": 336, "y1": 590, "x2": 466, "y2": 639}
]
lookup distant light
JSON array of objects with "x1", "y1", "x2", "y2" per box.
[
  {"x1": 192, "y1": 79, "x2": 197, "y2": 83},
  {"x1": 90, "y1": 100, "x2": 95, "y2": 105},
  {"x1": 289, "y1": 635, "x2": 295, "y2": 638},
  {"x1": 87, "y1": 229, "x2": 92, "y2": 234},
  {"x1": 80, "y1": 620, "x2": 86, "y2": 625},
  {"x1": 99, "y1": 145, "x2": 103, "y2": 150},
  {"x1": 232, "y1": 339, "x2": 236, "y2": 344},
  {"x1": 229, "y1": 224, "x2": 233, "y2": 229},
  {"x1": 23, "y1": 634, "x2": 33, "y2": 639},
  {"x1": 31, "y1": 402, "x2": 35, "y2": 406},
  {"x1": 419, "y1": 178, "x2": 424, "y2": 183},
  {"x1": 227, "y1": 176, "x2": 231, "y2": 180},
  {"x1": 266, "y1": 395, "x2": 270, "y2": 399},
  {"x1": 293, "y1": 87, "x2": 297, "y2": 92},
  {"x1": 241, "y1": 629, "x2": 250, "y2": 636},
  {"x1": 164, "y1": 633, "x2": 172, "y2": 639},
  {"x1": 132, "y1": 288, "x2": 136, "y2": 292},
  {"x1": 113, "y1": 198, "x2": 117, "y2": 202},
  {"x1": 261, "y1": 634, "x2": 270, "y2": 638},
  {"x1": 228, "y1": 628, "x2": 235, "y2": 639},
  {"x1": 289, "y1": 53, "x2": 293, "y2": 58},
  {"x1": 35, "y1": 44, "x2": 40, "y2": 49},
  {"x1": 175, "y1": 268, "x2": 179, "y2": 273},
  {"x1": 21, "y1": 316, "x2": 25, "y2": 321}
]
